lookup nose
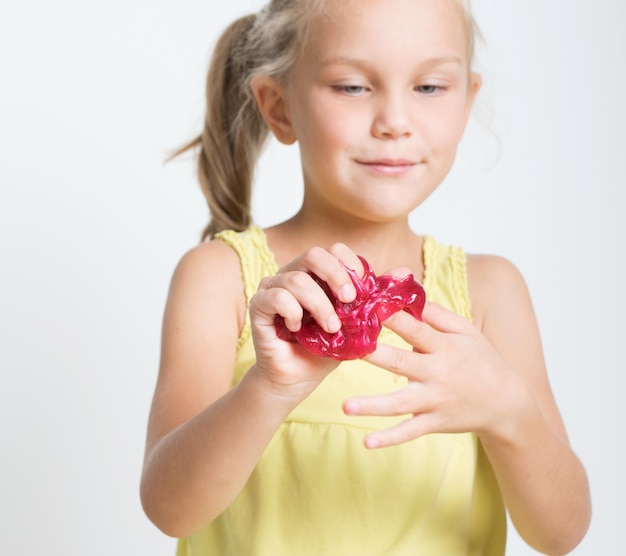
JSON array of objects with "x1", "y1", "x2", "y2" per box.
[{"x1": 371, "y1": 92, "x2": 413, "y2": 139}]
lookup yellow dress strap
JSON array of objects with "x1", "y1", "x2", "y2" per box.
[
  {"x1": 422, "y1": 235, "x2": 472, "y2": 321},
  {"x1": 213, "y1": 226, "x2": 278, "y2": 349}
]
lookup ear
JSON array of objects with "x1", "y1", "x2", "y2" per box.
[
  {"x1": 462, "y1": 72, "x2": 482, "y2": 129},
  {"x1": 251, "y1": 75, "x2": 297, "y2": 145}
]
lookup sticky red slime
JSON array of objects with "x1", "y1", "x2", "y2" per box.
[{"x1": 274, "y1": 256, "x2": 426, "y2": 360}]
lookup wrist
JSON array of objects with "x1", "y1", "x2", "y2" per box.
[
  {"x1": 477, "y1": 370, "x2": 541, "y2": 449},
  {"x1": 239, "y1": 364, "x2": 309, "y2": 417}
]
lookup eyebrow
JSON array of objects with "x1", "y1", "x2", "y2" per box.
[{"x1": 318, "y1": 55, "x2": 464, "y2": 70}]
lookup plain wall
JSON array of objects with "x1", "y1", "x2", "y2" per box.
[{"x1": 1, "y1": 1, "x2": 623, "y2": 554}]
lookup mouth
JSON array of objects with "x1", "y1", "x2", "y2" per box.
[{"x1": 357, "y1": 158, "x2": 418, "y2": 175}]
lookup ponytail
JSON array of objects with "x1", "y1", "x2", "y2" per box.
[
  {"x1": 173, "y1": 14, "x2": 270, "y2": 241},
  {"x1": 171, "y1": 1, "x2": 348, "y2": 241}
]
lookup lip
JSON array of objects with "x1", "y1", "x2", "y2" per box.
[{"x1": 357, "y1": 158, "x2": 418, "y2": 176}]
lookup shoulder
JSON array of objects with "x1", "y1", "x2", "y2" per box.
[
  {"x1": 172, "y1": 238, "x2": 242, "y2": 290},
  {"x1": 465, "y1": 253, "x2": 532, "y2": 332},
  {"x1": 170, "y1": 238, "x2": 243, "y2": 303},
  {"x1": 165, "y1": 238, "x2": 247, "y2": 345}
]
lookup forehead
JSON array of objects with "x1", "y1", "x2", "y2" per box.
[{"x1": 303, "y1": 0, "x2": 469, "y2": 66}]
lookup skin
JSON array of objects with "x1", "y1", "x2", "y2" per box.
[{"x1": 141, "y1": 0, "x2": 591, "y2": 552}]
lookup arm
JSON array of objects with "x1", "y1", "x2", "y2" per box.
[
  {"x1": 344, "y1": 255, "x2": 591, "y2": 555},
  {"x1": 141, "y1": 241, "x2": 363, "y2": 538},
  {"x1": 467, "y1": 255, "x2": 591, "y2": 555},
  {"x1": 140, "y1": 241, "x2": 294, "y2": 537}
]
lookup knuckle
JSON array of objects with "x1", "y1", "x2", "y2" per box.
[
  {"x1": 327, "y1": 242, "x2": 350, "y2": 257},
  {"x1": 399, "y1": 424, "x2": 417, "y2": 444},
  {"x1": 390, "y1": 393, "x2": 411, "y2": 416},
  {"x1": 301, "y1": 246, "x2": 326, "y2": 266},
  {"x1": 283, "y1": 270, "x2": 312, "y2": 291},
  {"x1": 389, "y1": 347, "x2": 409, "y2": 374},
  {"x1": 386, "y1": 425, "x2": 411, "y2": 447},
  {"x1": 327, "y1": 265, "x2": 350, "y2": 288},
  {"x1": 405, "y1": 319, "x2": 424, "y2": 345},
  {"x1": 258, "y1": 275, "x2": 276, "y2": 290},
  {"x1": 271, "y1": 287, "x2": 292, "y2": 306}
]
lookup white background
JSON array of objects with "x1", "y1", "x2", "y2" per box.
[{"x1": 1, "y1": 1, "x2": 623, "y2": 554}]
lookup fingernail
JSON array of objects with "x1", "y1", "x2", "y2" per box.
[
  {"x1": 365, "y1": 437, "x2": 381, "y2": 449},
  {"x1": 340, "y1": 284, "x2": 354, "y2": 302},
  {"x1": 327, "y1": 315, "x2": 341, "y2": 333},
  {"x1": 344, "y1": 401, "x2": 361, "y2": 415}
]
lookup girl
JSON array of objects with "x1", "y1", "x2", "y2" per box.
[{"x1": 141, "y1": 0, "x2": 591, "y2": 554}]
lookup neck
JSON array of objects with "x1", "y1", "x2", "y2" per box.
[{"x1": 266, "y1": 210, "x2": 425, "y2": 278}]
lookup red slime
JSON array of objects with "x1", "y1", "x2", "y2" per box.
[{"x1": 274, "y1": 256, "x2": 426, "y2": 360}]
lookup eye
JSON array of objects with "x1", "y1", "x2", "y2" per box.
[
  {"x1": 333, "y1": 85, "x2": 368, "y2": 95},
  {"x1": 416, "y1": 85, "x2": 442, "y2": 95}
]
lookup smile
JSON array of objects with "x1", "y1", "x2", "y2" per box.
[{"x1": 357, "y1": 159, "x2": 418, "y2": 176}]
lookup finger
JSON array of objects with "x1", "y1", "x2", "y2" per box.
[
  {"x1": 379, "y1": 310, "x2": 439, "y2": 354},
  {"x1": 344, "y1": 381, "x2": 424, "y2": 417},
  {"x1": 362, "y1": 414, "x2": 436, "y2": 449},
  {"x1": 280, "y1": 245, "x2": 363, "y2": 303},
  {"x1": 363, "y1": 341, "x2": 431, "y2": 382},
  {"x1": 265, "y1": 271, "x2": 342, "y2": 333},
  {"x1": 251, "y1": 278, "x2": 305, "y2": 332},
  {"x1": 327, "y1": 243, "x2": 364, "y2": 279},
  {"x1": 421, "y1": 301, "x2": 475, "y2": 334}
]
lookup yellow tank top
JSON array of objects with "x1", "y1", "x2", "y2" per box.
[{"x1": 176, "y1": 226, "x2": 506, "y2": 556}]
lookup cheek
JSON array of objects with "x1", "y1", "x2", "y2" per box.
[
  {"x1": 296, "y1": 115, "x2": 342, "y2": 173},
  {"x1": 299, "y1": 109, "x2": 356, "y2": 154},
  {"x1": 427, "y1": 105, "x2": 468, "y2": 153}
]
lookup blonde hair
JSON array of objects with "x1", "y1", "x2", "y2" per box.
[{"x1": 176, "y1": 0, "x2": 479, "y2": 241}]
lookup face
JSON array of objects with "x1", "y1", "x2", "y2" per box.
[{"x1": 268, "y1": 0, "x2": 480, "y2": 225}]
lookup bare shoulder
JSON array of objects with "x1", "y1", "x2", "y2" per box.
[
  {"x1": 169, "y1": 239, "x2": 244, "y2": 313},
  {"x1": 172, "y1": 238, "x2": 242, "y2": 286},
  {"x1": 165, "y1": 238, "x2": 247, "y2": 370},
  {"x1": 465, "y1": 253, "x2": 532, "y2": 332},
  {"x1": 165, "y1": 239, "x2": 247, "y2": 347}
]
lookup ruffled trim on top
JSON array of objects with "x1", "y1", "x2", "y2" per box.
[
  {"x1": 422, "y1": 235, "x2": 472, "y2": 322},
  {"x1": 422, "y1": 235, "x2": 435, "y2": 299},
  {"x1": 449, "y1": 244, "x2": 472, "y2": 321},
  {"x1": 214, "y1": 226, "x2": 278, "y2": 350}
]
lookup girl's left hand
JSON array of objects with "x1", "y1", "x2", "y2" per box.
[{"x1": 343, "y1": 301, "x2": 529, "y2": 449}]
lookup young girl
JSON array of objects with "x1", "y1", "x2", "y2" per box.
[{"x1": 141, "y1": 0, "x2": 591, "y2": 554}]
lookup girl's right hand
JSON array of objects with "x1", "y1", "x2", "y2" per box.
[{"x1": 248, "y1": 243, "x2": 363, "y2": 402}]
